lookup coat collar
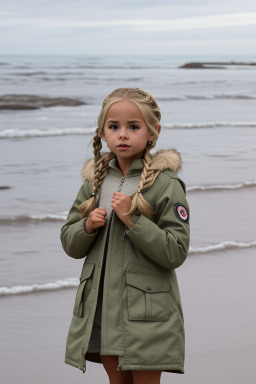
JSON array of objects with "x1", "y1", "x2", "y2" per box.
[{"x1": 81, "y1": 148, "x2": 182, "y2": 182}]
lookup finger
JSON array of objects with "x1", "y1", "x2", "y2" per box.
[
  {"x1": 114, "y1": 192, "x2": 126, "y2": 197},
  {"x1": 95, "y1": 208, "x2": 107, "y2": 216},
  {"x1": 92, "y1": 218, "x2": 105, "y2": 225},
  {"x1": 94, "y1": 214, "x2": 106, "y2": 221}
]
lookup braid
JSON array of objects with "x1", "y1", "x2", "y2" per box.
[
  {"x1": 92, "y1": 152, "x2": 115, "y2": 196},
  {"x1": 93, "y1": 130, "x2": 102, "y2": 162},
  {"x1": 78, "y1": 133, "x2": 115, "y2": 218},
  {"x1": 125, "y1": 143, "x2": 160, "y2": 221}
]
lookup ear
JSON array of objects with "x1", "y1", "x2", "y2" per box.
[
  {"x1": 155, "y1": 124, "x2": 161, "y2": 135},
  {"x1": 149, "y1": 124, "x2": 161, "y2": 139},
  {"x1": 99, "y1": 132, "x2": 106, "y2": 142}
]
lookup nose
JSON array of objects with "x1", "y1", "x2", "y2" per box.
[{"x1": 118, "y1": 127, "x2": 128, "y2": 139}]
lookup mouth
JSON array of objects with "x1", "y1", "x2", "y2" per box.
[{"x1": 117, "y1": 144, "x2": 131, "y2": 147}]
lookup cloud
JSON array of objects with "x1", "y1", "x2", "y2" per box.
[{"x1": 1, "y1": 12, "x2": 256, "y2": 31}]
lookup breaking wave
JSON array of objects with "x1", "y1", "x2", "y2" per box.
[
  {"x1": 2, "y1": 180, "x2": 256, "y2": 225},
  {"x1": 1, "y1": 240, "x2": 255, "y2": 296},
  {"x1": 187, "y1": 180, "x2": 256, "y2": 192},
  {"x1": 1, "y1": 122, "x2": 255, "y2": 139},
  {"x1": 164, "y1": 121, "x2": 256, "y2": 129},
  {"x1": 0, "y1": 278, "x2": 79, "y2": 297},
  {"x1": 0, "y1": 212, "x2": 68, "y2": 224},
  {"x1": 0, "y1": 127, "x2": 96, "y2": 139},
  {"x1": 189, "y1": 240, "x2": 256, "y2": 255},
  {"x1": 159, "y1": 93, "x2": 256, "y2": 101}
]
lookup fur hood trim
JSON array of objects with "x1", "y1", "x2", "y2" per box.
[{"x1": 81, "y1": 149, "x2": 182, "y2": 182}]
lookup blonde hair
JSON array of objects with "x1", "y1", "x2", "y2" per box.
[{"x1": 79, "y1": 88, "x2": 161, "y2": 220}]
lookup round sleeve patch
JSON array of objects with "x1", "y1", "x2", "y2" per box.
[{"x1": 174, "y1": 203, "x2": 189, "y2": 223}]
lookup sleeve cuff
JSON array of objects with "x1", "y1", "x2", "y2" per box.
[
  {"x1": 81, "y1": 217, "x2": 99, "y2": 237},
  {"x1": 125, "y1": 212, "x2": 142, "y2": 232}
]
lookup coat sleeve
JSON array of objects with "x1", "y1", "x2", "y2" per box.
[
  {"x1": 125, "y1": 175, "x2": 190, "y2": 270},
  {"x1": 60, "y1": 181, "x2": 99, "y2": 259}
]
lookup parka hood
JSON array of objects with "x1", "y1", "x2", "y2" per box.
[{"x1": 81, "y1": 149, "x2": 182, "y2": 182}]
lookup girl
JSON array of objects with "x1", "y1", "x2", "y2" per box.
[{"x1": 60, "y1": 88, "x2": 190, "y2": 384}]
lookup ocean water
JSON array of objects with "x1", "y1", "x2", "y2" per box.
[{"x1": 0, "y1": 54, "x2": 256, "y2": 384}]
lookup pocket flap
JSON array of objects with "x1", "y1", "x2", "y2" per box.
[
  {"x1": 126, "y1": 272, "x2": 170, "y2": 293},
  {"x1": 80, "y1": 263, "x2": 95, "y2": 282}
]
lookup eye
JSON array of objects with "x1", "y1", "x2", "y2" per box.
[
  {"x1": 109, "y1": 124, "x2": 118, "y2": 130},
  {"x1": 130, "y1": 125, "x2": 139, "y2": 130}
]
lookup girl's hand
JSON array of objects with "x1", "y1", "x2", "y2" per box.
[
  {"x1": 111, "y1": 192, "x2": 133, "y2": 228},
  {"x1": 85, "y1": 207, "x2": 107, "y2": 234}
]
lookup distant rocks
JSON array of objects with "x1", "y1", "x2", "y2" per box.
[
  {"x1": 0, "y1": 95, "x2": 87, "y2": 110},
  {"x1": 179, "y1": 62, "x2": 256, "y2": 69}
]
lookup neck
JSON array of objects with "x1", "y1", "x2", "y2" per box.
[{"x1": 116, "y1": 158, "x2": 134, "y2": 176}]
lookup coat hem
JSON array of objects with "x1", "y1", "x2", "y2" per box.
[
  {"x1": 65, "y1": 356, "x2": 184, "y2": 374},
  {"x1": 119, "y1": 363, "x2": 184, "y2": 374},
  {"x1": 65, "y1": 357, "x2": 85, "y2": 371}
]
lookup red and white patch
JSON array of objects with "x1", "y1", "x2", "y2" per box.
[{"x1": 174, "y1": 203, "x2": 189, "y2": 223}]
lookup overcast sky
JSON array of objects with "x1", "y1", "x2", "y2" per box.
[{"x1": 1, "y1": 0, "x2": 256, "y2": 55}]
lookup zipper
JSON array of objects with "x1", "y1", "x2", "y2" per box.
[
  {"x1": 101, "y1": 176, "x2": 125, "y2": 280},
  {"x1": 121, "y1": 229, "x2": 126, "y2": 240},
  {"x1": 117, "y1": 176, "x2": 125, "y2": 192},
  {"x1": 118, "y1": 176, "x2": 126, "y2": 240}
]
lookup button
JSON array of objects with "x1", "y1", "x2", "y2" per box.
[
  {"x1": 89, "y1": 320, "x2": 92, "y2": 323},
  {"x1": 98, "y1": 263, "x2": 101, "y2": 267},
  {"x1": 146, "y1": 286, "x2": 152, "y2": 291},
  {"x1": 94, "y1": 285, "x2": 96, "y2": 289}
]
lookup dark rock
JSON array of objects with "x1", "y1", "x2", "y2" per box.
[
  {"x1": 0, "y1": 95, "x2": 87, "y2": 110},
  {"x1": 179, "y1": 62, "x2": 256, "y2": 69},
  {"x1": 179, "y1": 63, "x2": 225, "y2": 69}
]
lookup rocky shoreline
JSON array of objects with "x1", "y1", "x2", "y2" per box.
[
  {"x1": 179, "y1": 62, "x2": 256, "y2": 69},
  {"x1": 0, "y1": 95, "x2": 86, "y2": 110}
]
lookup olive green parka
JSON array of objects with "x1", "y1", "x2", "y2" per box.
[{"x1": 60, "y1": 149, "x2": 190, "y2": 374}]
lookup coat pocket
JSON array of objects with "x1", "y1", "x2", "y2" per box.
[
  {"x1": 126, "y1": 272, "x2": 170, "y2": 322},
  {"x1": 73, "y1": 263, "x2": 95, "y2": 317}
]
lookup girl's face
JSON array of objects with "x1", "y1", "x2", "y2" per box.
[{"x1": 101, "y1": 99, "x2": 158, "y2": 163}]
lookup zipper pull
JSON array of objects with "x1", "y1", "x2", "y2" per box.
[{"x1": 117, "y1": 364, "x2": 123, "y2": 371}]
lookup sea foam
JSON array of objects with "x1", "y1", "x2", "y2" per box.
[
  {"x1": 0, "y1": 127, "x2": 95, "y2": 139},
  {"x1": 0, "y1": 278, "x2": 79, "y2": 296},
  {"x1": 189, "y1": 240, "x2": 256, "y2": 254},
  {"x1": 187, "y1": 180, "x2": 256, "y2": 192}
]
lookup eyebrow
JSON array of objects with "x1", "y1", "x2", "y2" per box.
[{"x1": 106, "y1": 120, "x2": 141, "y2": 123}]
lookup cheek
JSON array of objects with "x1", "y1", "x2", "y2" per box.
[{"x1": 137, "y1": 132, "x2": 151, "y2": 144}]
